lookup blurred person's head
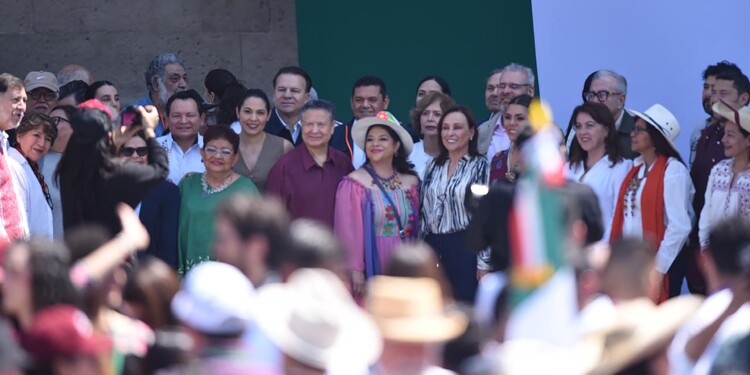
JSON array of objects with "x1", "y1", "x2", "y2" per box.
[
  {"x1": 144, "y1": 53, "x2": 188, "y2": 108},
  {"x1": 282, "y1": 219, "x2": 347, "y2": 281},
  {"x1": 56, "y1": 80, "x2": 88, "y2": 107},
  {"x1": 15, "y1": 112, "x2": 57, "y2": 163},
  {"x1": 56, "y1": 64, "x2": 93, "y2": 86},
  {"x1": 601, "y1": 239, "x2": 659, "y2": 303},
  {"x1": 386, "y1": 241, "x2": 453, "y2": 301},
  {"x1": 143, "y1": 326, "x2": 194, "y2": 374},
  {"x1": 122, "y1": 257, "x2": 179, "y2": 330},
  {"x1": 22, "y1": 305, "x2": 111, "y2": 375},
  {"x1": 214, "y1": 194, "x2": 290, "y2": 286},
  {"x1": 24, "y1": 71, "x2": 59, "y2": 115},
  {"x1": 702, "y1": 216, "x2": 750, "y2": 291},
  {"x1": 1, "y1": 239, "x2": 79, "y2": 329},
  {"x1": 709, "y1": 330, "x2": 750, "y2": 375},
  {"x1": 84, "y1": 81, "x2": 120, "y2": 113}
]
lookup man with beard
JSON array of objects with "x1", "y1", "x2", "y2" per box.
[{"x1": 128, "y1": 53, "x2": 189, "y2": 136}]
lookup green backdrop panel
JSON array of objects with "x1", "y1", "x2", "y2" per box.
[{"x1": 296, "y1": 1, "x2": 538, "y2": 125}]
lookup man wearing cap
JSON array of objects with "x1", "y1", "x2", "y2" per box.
[
  {"x1": 479, "y1": 63, "x2": 536, "y2": 158},
  {"x1": 264, "y1": 66, "x2": 311, "y2": 145},
  {"x1": 330, "y1": 75, "x2": 391, "y2": 169},
  {"x1": 21, "y1": 305, "x2": 111, "y2": 375},
  {"x1": 156, "y1": 89, "x2": 206, "y2": 184},
  {"x1": 572, "y1": 69, "x2": 638, "y2": 159},
  {"x1": 0, "y1": 73, "x2": 29, "y2": 242},
  {"x1": 266, "y1": 99, "x2": 353, "y2": 227},
  {"x1": 24, "y1": 71, "x2": 58, "y2": 115},
  {"x1": 128, "y1": 52, "x2": 188, "y2": 137}
]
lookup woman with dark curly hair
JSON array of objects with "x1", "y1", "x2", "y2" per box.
[{"x1": 334, "y1": 111, "x2": 420, "y2": 297}]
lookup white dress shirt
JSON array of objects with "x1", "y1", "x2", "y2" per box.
[
  {"x1": 7, "y1": 148, "x2": 52, "y2": 239},
  {"x1": 565, "y1": 157, "x2": 632, "y2": 241},
  {"x1": 486, "y1": 116, "x2": 511, "y2": 161},
  {"x1": 157, "y1": 134, "x2": 205, "y2": 184},
  {"x1": 275, "y1": 109, "x2": 302, "y2": 144},
  {"x1": 621, "y1": 156, "x2": 695, "y2": 273},
  {"x1": 408, "y1": 142, "x2": 433, "y2": 180}
]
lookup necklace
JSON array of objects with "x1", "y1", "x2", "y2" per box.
[
  {"x1": 201, "y1": 172, "x2": 234, "y2": 197},
  {"x1": 505, "y1": 145, "x2": 521, "y2": 182},
  {"x1": 365, "y1": 164, "x2": 401, "y2": 190}
]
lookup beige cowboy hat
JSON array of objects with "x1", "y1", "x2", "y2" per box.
[
  {"x1": 253, "y1": 268, "x2": 382, "y2": 370},
  {"x1": 713, "y1": 99, "x2": 750, "y2": 133},
  {"x1": 367, "y1": 276, "x2": 467, "y2": 343},
  {"x1": 352, "y1": 111, "x2": 414, "y2": 156},
  {"x1": 627, "y1": 104, "x2": 681, "y2": 155}
]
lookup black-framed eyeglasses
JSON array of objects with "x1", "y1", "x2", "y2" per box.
[
  {"x1": 50, "y1": 116, "x2": 70, "y2": 127},
  {"x1": 498, "y1": 83, "x2": 530, "y2": 90},
  {"x1": 583, "y1": 90, "x2": 622, "y2": 102},
  {"x1": 121, "y1": 147, "x2": 148, "y2": 157},
  {"x1": 28, "y1": 90, "x2": 56, "y2": 102}
]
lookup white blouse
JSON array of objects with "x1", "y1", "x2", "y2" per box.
[
  {"x1": 565, "y1": 157, "x2": 632, "y2": 241},
  {"x1": 409, "y1": 141, "x2": 434, "y2": 180},
  {"x1": 620, "y1": 156, "x2": 695, "y2": 274},
  {"x1": 8, "y1": 148, "x2": 52, "y2": 239},
  {"x1": 698, "y1": 158, "x2": 750, "y2": 248}
]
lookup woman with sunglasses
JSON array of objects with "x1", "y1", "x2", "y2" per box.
[
  {"x1": 177, "y1": 125, "x2": 258, "y2": 275},
  {"x1": 120, "y1": 132, "x2": 180, "y2": 269},
  {"x1": 7, "y1": 112, "x2": 57, "y2": 238},
  {"x1": 610, "y1": 104, "x2": 694, "y2": 303}
]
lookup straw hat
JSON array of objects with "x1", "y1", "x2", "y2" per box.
[
  {"x1": 352, "y1": 111, "x2": 414, "y2": 156},
  {"x1": 627, "y1": 104, "x2": 681, "y2": 155},
  {"x1": 253, "y1": 268, "x2": 382, "y2": 370},
  {"x1": 713, "y1": 99, "x2": 750, "y2": 133},
  {"x1": 584, "y1": 295, "x2": 703, "y2": 375},
  {"x1": 367, "y1": 276, "x2": 467, "y2": 343}
]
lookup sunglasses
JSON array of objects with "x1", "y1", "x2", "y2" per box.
[{"x1": 121, "y1": 147, "x2": 148, "y2": 157}]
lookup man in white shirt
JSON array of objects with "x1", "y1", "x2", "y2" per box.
[
  {"x1": 0, "y1": 73, "x2": 29, "y2": 241},
  {"x1": 156, "y1": 89, "x2": 206, "y2": 184},
  {"x1": 478, "y1": 64, "x2": 535, "y2": 158},
  {"x1": 668, "y1": 216, "x2": 750, "y2": 374}
]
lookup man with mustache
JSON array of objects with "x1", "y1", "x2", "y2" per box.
[
  {"x1": 23, "y1": 71, "x2": 58, "y2": 115},
  {"x1": 0, "y1": 73, "x2": 29, "y2": 241},
  {"x1": 128, "y1": 53, "x2": 189, "y2": 137}
]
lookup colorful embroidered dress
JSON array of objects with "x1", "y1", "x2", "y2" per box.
[{"x1": 334, "y1": 176, "x2": 420, "y2": 278}]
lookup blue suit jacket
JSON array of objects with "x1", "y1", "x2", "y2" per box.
[{"x1": 138, "y1": 180, "x2": 180, "y2": 269}]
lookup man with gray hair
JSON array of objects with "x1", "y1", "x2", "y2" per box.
[
  {"x1": 128, "y1": 53, "x2": 189, "y2": 136},
  {"x1": 478, "y1": 63, "x2": 536, "y2": 158},
  {"x1": 579, "y1": 69, "x2": 637, "y2": 158},
  {"x1": 266, "y1": 100, "x2": 353, "y2": 227},
  {"x1": 56, "y1": 64, "x2": 94, "y2": 86}
]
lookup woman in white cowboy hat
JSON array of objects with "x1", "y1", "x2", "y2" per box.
[
  {"x1": 334, "y1": 111, "x2": 420, "y2": 297},
  {"x1": 609, "y1": 104, "x2": 695, "y2": 304},
  {"x1": 698, "y1": 100, "x2": 750, "y2": 250}
]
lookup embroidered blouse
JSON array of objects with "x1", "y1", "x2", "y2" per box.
[
  {"x1": 698, "y1": 158, "x2": 750, "y2": 248},
  {"x1": 620, "y1": 156, "x2": 695, "y2": 273},
  {"x1": 421, "y1": 155, "x2": 489, "y2": 235},
  {"x1": 334, "y1": 177, "x2": 420, "y2": 276},
  {"x1": 565, "y1": 157, "x2": 632, "y2": 241}
]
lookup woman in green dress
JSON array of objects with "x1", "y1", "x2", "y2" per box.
[{"x1": 177, "y1": 125, "x2": 258, "y2": 275}]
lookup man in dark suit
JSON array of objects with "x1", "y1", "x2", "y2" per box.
[
  {"x1": 329, "y1": 75, "x2": 390, "y2": 168},
  {"x1": 264, "y1": 66, "x2": 312, "y2": 145},
  {"x1": 569, "y1": 70, "x2": 638, "y2": 159}
]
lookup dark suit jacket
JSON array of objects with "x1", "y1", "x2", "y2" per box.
[
  {"x1": 329, "y1": 118, "x2": 355, "y2": 160},
  {"x1": 619, "y1": 111, "x2": 639, "y2": 159},
  {"x1": 264, "y1": 109, "x2": 294, "y2": 144},
  {"x1": 138, "y1": 180, "x2": 180, "y2": 269}
]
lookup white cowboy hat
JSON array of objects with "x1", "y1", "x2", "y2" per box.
[
  {"x1": 352, "y1": 111, "x2": 414, "y2": 156},
  {"x1": 627, "y1": 104, "x2": 681, "y2": 156},
  {"x1": 253, "y1": 268, "x2": 382, "y2": 370}
]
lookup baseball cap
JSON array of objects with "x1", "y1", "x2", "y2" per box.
[{"x1": 24, "y1": 71, "x2": 59, "y2": 93}]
